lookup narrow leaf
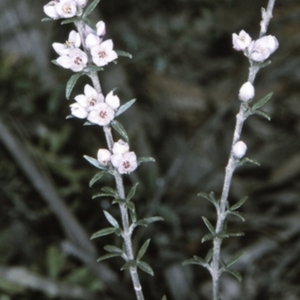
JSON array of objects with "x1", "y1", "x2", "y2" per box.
[
  {"x1": 82, "y1": 0, "x2": 101, "y2": 18},
  {"x1": 218, "y1": 232, "x2": 244, "y2": 239},
  {"x1": 182, "y1": 256, "x2": 208, "y2": 268},
  {"x1": 252, "y1": 92, "x2": 273, "y2": 111},
  {"x1": 115, "y1": 99, "x2": 136, "y2": 117},
  {"x1": 84, "y1": 65, "x2": 104, "y2": 73},
  {"x1": 198, "y1": 192, "x2": 218, "y2": 208},
  {"x1": 254, "y1": 109, "x2": 271, "y2": 121},
  {"x1": 135, "y1": 216, "x2": 164, "y2": 227},
  {"x1": 138, "y1": 157, "x2": 156, "y2": 164},
  {"x1": 231, "y1": 196, "x2": 248, "y2": 211},
  {"x1": 126, "y1": 201, "x2": 135, "y2": 212},
  {"x1": 201, "y1": 233, "x2": 215, "y2": 243},
  {"x1": 61, "y1": 17, "x2": 80, "y2": 25},
  {"x1": 116, "y1": 50, "x2": 133, "y2": 59},
  {"x1": 137, "y1": 239, "x2": 150, "y2": 261},
  {"x1": 161, "y1": 296, "x2": 167, "y2": 300},
  {"x1": 129, "y1": 209, "x2": 137, "y2": 223},
  {"x1": 228, "y1": 211, "x2": 245, "y2": 222},
  {"x1": 137, "y1": 261, "x2": 154, "y2": 276},
  {"x1": 111, "y1": 120, "x2": 129, "y2": 142},
  {"x1": 226, "y1": 251, "x2": 244, "y2": 268},
  {"x1": 66, "y1": 73, "x2": 82, "y2": 100},
  {"x1": 97, "y1": 253, "x2": 120, "y2": 262},
  {"x1": 202, "y1": 217, "x2": 215, "y2": 235},
  {"x1": 121, "y1": 260, "x2": 136, "y2": 271},
  {"x1": 101, "y1": 187, "x2": 117, "y2": 196},
  {"x1": 126, "y1": 182, "x2": 139, "y2": 202},
  {"x1": 236, "y1": 157, "x2": 260, "y2": 168},
  {"x1": 89, "y1": 171, "x2": 107, "y2": 187},
  {"x1": 90, "y1": 227, "x2": 116, "y2": 239},
  {"x1": 41, "y1": 17, "x2": 52, "y2": 22},
  {"x1": 104, "y1": 245, "x2": 123, "y2": 255},
  {"x1": 92, "y1": 193, "x2": 115, "y2": 199},
  {"x1": 225, "y1": 268, "x2": 243, "y2": 282},
  {"x1": 103, "y1": 210, "x2": 120, "y2": 228},
  {"x1": 205, "y1": 248, "x2": 213, "y2": 263}
]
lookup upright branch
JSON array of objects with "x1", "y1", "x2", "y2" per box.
[
  {"x1": 43, "y1": 1, "x2": 162, "y2": 299},
  {"x1": 183, "y1": 1, "x2": 279, "y2": 299}
]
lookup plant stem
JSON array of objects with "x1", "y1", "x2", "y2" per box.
[
  {"x1": 75, "y1": 20, "x2": 145, "y2": 300},
  {"x1": 210, "y1": 1, "x2": 276, "y2": 298}
]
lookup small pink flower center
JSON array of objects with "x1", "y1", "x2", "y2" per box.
[
  {"x1": 99, "y1": 110, "x2": 107, "y2": 118},
  {"x1": 123, "y1": 161, "x2": 130, "y2": 169},
  {"x1": 63, "y1": 4, "x2": 72, "y2": 14},
  {"x1": 89, "y1": 99, "x2": 97, "y2": 106},
  {"x1": 74, "y1": 56, "x2": 82, "y2": 65},
  {"x1": 97, "y1": 51, "x2": 107, "y2": 59}
]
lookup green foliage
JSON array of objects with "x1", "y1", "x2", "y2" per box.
[
  {"x1": 82, "y1": 0, "x2": 101, "y2": 18},
  {"x1": 111, "y1": 120, "x2": 129, "y2": 142},
  {"x1": 115, "y1": 50, "x2": 133, "y2": 59},
  {"x1": 245, "y1": 92, "x2": 273, "y2": 121},
  {"x1": 115, "y1": 99, "x2": 136, "y2": 117},
  {"x1": 83, "y1": 155, "x2": 108, "y2": 170},
  {"x1": 66, "y1": 73, "x2": 83, "y2": 100},
  {"x1": 46, "y1": 246, "x2": 65, "y2": 279}
]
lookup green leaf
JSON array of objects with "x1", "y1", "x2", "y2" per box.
[
  {"x1": 61, "y1": 17, "x2": 80, "y2": 25},
  {"x1": 226, "y1": 251, "x2": 244, "y2": 268},
  {"x1": 97, "y1": 253, "x2": 121, "y2": 262},
  {"x1": 126, "y1": 182, "x2": 139, "y2": 202},
  {"x1": 205, "y1": 248, "x2": 213, "y2": 263},
  {"x1": 135, "y1": 216, "x2": 164, "y2": 227},
  {"x1": 90, "y1": 227, "x2": 116, "y2": 239},
  {"x1": 201, "y1": 233, "x2": 215, "y2": 243},
  {"x1": 182, "y1": 256, "x2": 208, "y2": 268},
  {"x1": 254, "y1": 109, "x2": 271, "y2": 121},
  {"x1": 51, "y1": 59, "x2": 60, "y2": 66},
  {"x1": 228, "y1": 211, "x2": 245, "y2": 222},
  {"x1": 103, "y1": 210, "x2": 120, "y2": 228},
  {"x1": 82, "y1": 0, "x2": 101, "y2": 18},
  {"x1": 121, "y1": 260, "x2": 136, "y2": 271},
  {"x1": 202, "y1": 217, "x2": 215, "y2": 235},
  {"x1": 104, "y1": 245, "x2": 123, "y2": 255},
  {"x1": 111, "y1": 120, "x2": 129, "y2": 142},
  {"x1": 83, "y1": 155, "x2": 108, "y2": 170},
  {"x1": 224, "y1": 268, "x2": 243, "y2": 282},
  {"x1": 126, "y1": 200, "x2": 135, "y2": 212},
  {"x1": 41, "y1": 17, "x2": 52, "y2": 22},
  {"x1": 218, "y1": 232, "x2": 244, "y2": 239},
  {"x1": 161, "y1": 296, "x2": 167, "y2": 300},
  {"x1": 115, "y1": 50, "x2": 133, "y2": 59},
  {"x1": 101, "y1": 187, "x2": 118, "y2": 196},
  {"x1": 66, "y1": 73, "x2": 82, "y2": 100},
  {"x1": 84, "y1": 65, "x2": 104, "y2": 73},
  {"x1": 115, "y1": 99, "x2": 136, "y2": 117},
  {"x1": 252, "y1": 92, "x2": 273, "y2": 111},
  {"x1": 136, "y1": 239, "x2": 150, "y2": 261},
  {"x1": 235, "y1": 157, "x2": 260, "y2": 168},
  {"x1": 129, "y1": 208, "x2": 137, "y2": 223},
  {"x1": 46, "y1": 246, "x2": 65, "y2": 279},
  {"x1": 92, "y1": 193, "x2": 115, "y2": 199},
  {"x1": 231, "y1": 196, "x2": 248, "y2": 210},
  {"x1": 89, "y1": 171, "x2": 107, "y2": 187},
  {"x1": 137, "y1": 261, "x2": 154, "y2": 276},
  {"x1": 198, "y1": 192, "x2": 218, "y2": 208},
  {"x1": 138, "y1": 157, "x2": 156, "y2": 164}
]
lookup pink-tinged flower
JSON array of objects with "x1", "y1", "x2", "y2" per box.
[
  {"x1": 56, "y1": 48, "x2": 88, "y2": 72},
  {"x1": 232, "y1": 30, "x2": 252, "y2": 51},
  {"x1": 52, "y1": 30, "x2": 81, "y2": 56},
  {"x1": 70, "y1": 103, "x2": 88, "y2": 119},
  {"x1": 97, "y1": 149, "x2": 111, "y2": 166},
  {"x1": 87, "y1": 103, "x2": 115, "y2": 126},
  {"x1": 105, "y1": 91, "x2": 120, "y2": 110},
  {"x1": 44, "y1": 1, "x2": 60, "y2": 19},
  {"x1": 85, "y1": 33, "x2": 102, "y2": 50},
  {"x1": 238, "y1": 81, "x2": 255, "y2": 102},
  {"x1": 232, "y1": 141, "x2": 247, "y2": 159},
  {"x1": 248, "y1": 35, "x2": 279, "y2": 62},
  {"x1": 75, "y1": 84, "x2": 104, "y2": 110},
  {"x1": 111, "y1": 152, "x2": 138, "y2": 174},
  {"x1": 90, "y1": 39, "x2": 118, "y2": 67},
  {"x1": 55, "y1": 0, "x2": 78, "y2": 18},
  {"x1": 96, "y1": 21, "x2": 106, "y2": 37},
  {"x1": 112, "y1": 140, "x2": 130, "y2": 155}
]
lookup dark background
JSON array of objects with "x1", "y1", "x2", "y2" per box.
[{"x1": 0, "y1": 0, "x2": 300, "y2": 299}]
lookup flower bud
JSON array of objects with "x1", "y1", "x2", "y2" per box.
[
  {"x1": 44, "y1": 1, "x2": 60, "y2": 19},
  {"x1": 105, "y1": 91, "x2": 120, "y2": 110},
  {"x1": 232, "y1": 30, "x2": 252, "y2": 51},
  {"x1": 112, "y1": 140, "x2": 130, "y2": 154},
  {"x1": 97, "y1": 149, "x2": 111, "y2": 165},
  {"x1": 232, "y1": 141, "x2": 247, "y2": 159},
  {"x1": 248, "y1": 35, "x2": 279, "y2": 62},
  {"x1": 96, "y1": 21, "x2": 106, "y2": 37},
  {"x1": 238, "y1": 81, "x2": 255, "y2": 102}
]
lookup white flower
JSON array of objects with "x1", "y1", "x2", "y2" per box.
[
  {"x1": 105, "y1": 91, "x2": 120, "y2": 110},
  {"x1": 75, "y1": 84, "x2": 104, "y2": 110},
  {"x1": 238, "y1": 81, "x2": 255, "y2": 102},
  {"x1": 44, "y1": 1, "x2": 60, "y2": 19},
  {"x1": 85, "y1": 33, "x2": 102, "y2": 50},
  {"x1": 96, "y1": 21, "x2": 106, "y2": 37},
  {"x1": 75, "y1": 0, "x2": 88, "y2": 7},
  {"x1": 112, "y1": 140, "x2": 130, "y2": 155},
  {"x1": 56, "y1": 48, "x2": 88, "y2": 72},
  {"x1": 52, "y1": 30, "x2": 81, "y2": 56},
  {"x1": 90, "y1": 39, "x2": 118, "y2": 67},
  {"x1": 55, "y1": 0, "x2": 78, "y2": 18},
  {"x1": 111, "y1": 152, "x2": 138, "y2": 174},
  {"x1": 87, "y1": 103, "x2": 115, "y2": 126},
  {"x1": 248, "y1": 35, "x2": 279, "y2": 62},
  {"x1": 232, "y1": 30, "x2": 252, "y2": 51},
  {"x1": 70, "y1": 103, "x2": 88, "y2": 118},
  {"x1": 232, "y1": 141, "x2": 247, "y2": 159},
  {"x1": 97, "y1": 149, "x2": 111, "y2": 166}
]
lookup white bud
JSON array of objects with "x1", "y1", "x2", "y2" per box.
[
  {"x1": 97, "y1": 149, "x2": 111, "y2": 165},
  {"x1": 96, "y1": 21, "x2": 106, "y2": 37},
  {"x1": 232, "y1": 141, "x2": 247, "y2": 159},
  {"x1": 238, "y1": 81, "x2": 255, "y2": 102},
  {"x1": 248, "y1": 35, "x2": 279, "y2": 62},
  {"x1": 112, "y1": 140, "x2": 129, "y2": 154},
  {"x1": 232, "y1": 30, "x2": 252, "y2": 51},
  {"x1": 105, "y1": 91, "x2": 120, "y2": 110}
]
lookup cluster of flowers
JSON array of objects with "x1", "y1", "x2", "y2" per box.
[
  {"x1": 70, "y1": 84, "x2": 119, "y2": 126},
  {"x1": 98, "y1": 140, "x2": 138, "y2": 174}
]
